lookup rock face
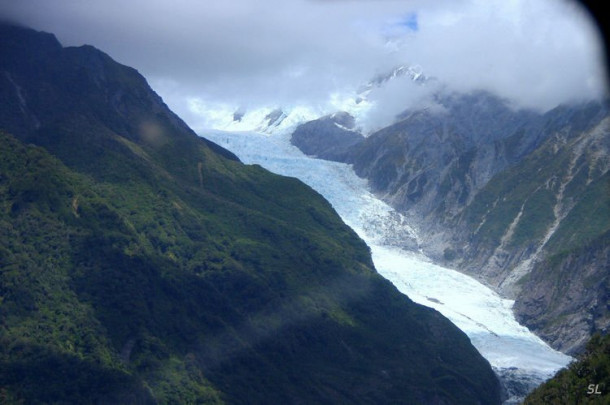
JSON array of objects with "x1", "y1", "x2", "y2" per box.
[
  {"x1": 291, "y1": 111, "x2": 364, "y2": 161},
  {"x1": 291, "y1": 90, "x2": 610, "y2": 354},
  {"x1": 450, "y1": 109, "x2": 610, "y2": 354},
  {"x1": 0, "y1": 23, "x2": 502, "y2": 404},
  {"x1": 514, "y1": 233, "x2": 610, "y2": 354}
]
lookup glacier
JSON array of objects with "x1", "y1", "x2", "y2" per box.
[{"x1": 201, "y1": 128, "x2": 572, "y2": 403}]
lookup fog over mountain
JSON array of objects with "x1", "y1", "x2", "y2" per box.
[{"x1": 1, "y1": 0, "x2": 606, "y2": 132}]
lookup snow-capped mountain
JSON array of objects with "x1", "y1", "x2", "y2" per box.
[
  {"x1": 358, "y1": 64, "x2": 427, "y2": 97},
  {"x1": 196, "y1": 63, "x2": 429, "y2": 135}
]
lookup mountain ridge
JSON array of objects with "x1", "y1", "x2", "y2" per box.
[{"x1": 290, "y1": 88, "x2": 609, "y2": 355}]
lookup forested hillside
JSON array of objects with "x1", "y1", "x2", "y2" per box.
[{"x1": 0, "y1": 23, "x2": 501, "y2": 404}]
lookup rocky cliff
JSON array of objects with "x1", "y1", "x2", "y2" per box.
[
  {"x1": 291, "y1": 111, "x2": 364, "y2": 161},
  {"x1": 451, "y1": 107, "x2": 609, "y2": 354}
]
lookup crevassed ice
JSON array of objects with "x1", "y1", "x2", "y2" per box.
[{"x1": 201, "y1": 128, "x2": 572, "y2": 401}]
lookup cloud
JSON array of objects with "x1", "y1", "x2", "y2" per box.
[
  {"x1": 1, "y1": 0, "x2": 606, "y2": 130},
  {"x1": 353, "y1": 77, "x2": 443, "y2": 134},
  {"x1": 408, "y1": 0, "x2": 607, "y2": 111}
]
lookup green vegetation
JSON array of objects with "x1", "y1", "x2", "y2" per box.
[
  {"x1": 462, "y1": 121, "x2": 610, "y2": 256},
  {"x1": 509, "y1": 186, "x2": 556, "y2": 247},
  {"x1": 0, "y1": 130, "x2": 498, "y2": 403},
  {"x1": 524, "y1": 333, "x2": 610, "y2": 404},
  {"x1": 546, "y1": 171, "x2": 610, "y2": 255},
  {"x1": 462, "y1": 139, "x2": 568, "y2": 248},
  {"x1": 0, "y1": 24, "x2": 501, "y2": 404},
  {"x1": 461, "y1": 110, "x2": 610, "y2": 354}
]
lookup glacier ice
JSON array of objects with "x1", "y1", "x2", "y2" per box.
[{"x1": 201, "y1": 128, "x2": 572, "y2": 402}]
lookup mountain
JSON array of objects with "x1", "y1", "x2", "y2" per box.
[
  {"x1": 451, "y1": 103, "x2": 609, "y2": 354},
  {"x1": 342, "y1": 91, "x2": 546, "y2": 218},
  {"x1": 356, "y1": 64, "x2": 429, "y2": 102},
  {"x1": 0, "y1": 24, "x2": 502, "y2": 404},
  {"x1": 291, "y1": 89, "x2": 609, "y2": 355},
  {"x1": 291, "y1": 111, "x2": 364, "y2": 161},
  {"x1": 202, "y1": 63, "x2": 428, "y2": 135}
]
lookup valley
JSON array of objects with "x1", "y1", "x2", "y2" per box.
[
  {"x1": 202, "y1": 127, "x2": 573, "y2": 403},
  {"x1": 1, "y1": 1, "x2": 607, "y2": 399},
  {"x1": 0, "y1": 23, "x2": 505, "y2": 404}
]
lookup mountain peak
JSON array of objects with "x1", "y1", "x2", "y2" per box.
[
  {"x1": 0, "y1": 23, "x2": 62, "y2": 67},
  {"x1": 370, "y1": 64, "x2": 427, "y2": 87}
]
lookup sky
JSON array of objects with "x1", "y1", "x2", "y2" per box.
[{"x1": 1, "y1": 0, "x2": 607, "y2": 132}]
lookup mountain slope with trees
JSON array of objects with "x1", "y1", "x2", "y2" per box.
[
  {"x1": 0, "y1": 23, "x2": 501, "y2": 404},
  {"x1": 524, "y1": 333, "x2": 610, "y2": 404}
]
